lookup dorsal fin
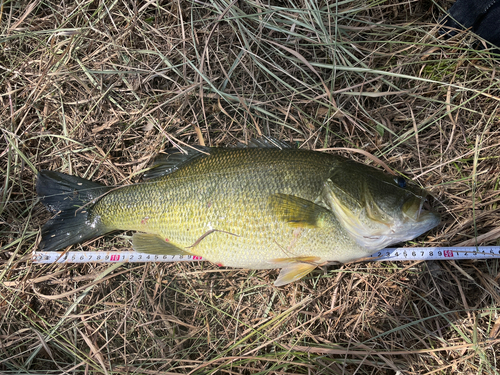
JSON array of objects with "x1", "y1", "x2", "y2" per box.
[
  {"x1": 143, "y1": 137, "x2": 292, "y2": 179},
  {"x1": 143, "y1": 146, "x2": 210, "y2": 179}
]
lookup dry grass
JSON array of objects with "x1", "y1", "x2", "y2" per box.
[{"x1": 1, "y1": 0, "x2": 500, "y2": 374}]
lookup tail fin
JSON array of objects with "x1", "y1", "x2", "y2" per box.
[{"x1": 36, "y1": 171, "x2": 112, "y2": 251}]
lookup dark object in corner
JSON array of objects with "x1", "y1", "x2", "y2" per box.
[{"x1": 442, "y1": 0, "x2": 500, "y2": 52}]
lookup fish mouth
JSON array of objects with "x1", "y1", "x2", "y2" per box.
[
  {"x1": 402, "y1": 194, "x2": 440, "y2": 227},
  {"x1": 353, "y1": 193, "x2": 440, "y2": 251},
  {"x1": 354, "y1": 195, "x2": 440, "y2": 251}
]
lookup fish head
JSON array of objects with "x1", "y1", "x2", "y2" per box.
[{"x1": 323, "y1": 159, "x2": 440, "y2": 250}]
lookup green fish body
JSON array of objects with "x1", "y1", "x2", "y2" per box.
[{"x1": 37, "y1": 143, "x2": 439, "y2": 285}]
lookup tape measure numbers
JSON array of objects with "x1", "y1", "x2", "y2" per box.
[
  {"x1": 32, "y1": 251, "x2": 203, "y2": 263},
  {"x1": 369, "y1": 246, "x2": 500, "y2": 261},
  {"x1": 32, "y1": 246, "x2": 500, "y2": 264}
]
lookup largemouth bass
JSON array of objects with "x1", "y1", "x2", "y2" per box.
[{"x1": 37, "y1": 140, "x2": 439, "y2": 285}]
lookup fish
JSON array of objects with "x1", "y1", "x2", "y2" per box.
[{"x1": 36, "y1": 139, "x2": 440, "y2": 286}]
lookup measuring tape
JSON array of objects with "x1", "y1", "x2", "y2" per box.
[
  {"x1": 32, "y1": 251, "x2": 203, "y2": 264},
  {"x1": 32, "y1": 246, "x2": 500, "y2": 264}
]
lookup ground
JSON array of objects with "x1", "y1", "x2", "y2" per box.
[{"x1": 1, "y1": 1, "x2": 500, "y2": 374}]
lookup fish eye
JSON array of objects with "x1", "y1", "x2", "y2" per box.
[{"x1": 395, "y1": 176, "x2": 407, "y2": 188}]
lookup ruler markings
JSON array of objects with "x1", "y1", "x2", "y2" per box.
[{"x1": 32, "y1": 247, "x2": 500, "y2": 264}]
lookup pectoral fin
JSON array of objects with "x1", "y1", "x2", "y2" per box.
[
  {"x1": 269, "y1": 194, "x2": 329, "y2": 228},
  {"x1": 132, "y1": 233, "x2": 192, "y2": 256},
  {"x1": 272, "y1": 256, "x2": 321, "y2": 286}
]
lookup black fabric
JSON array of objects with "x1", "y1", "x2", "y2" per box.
[{"x1": 442, "y1": 0, "x2": 500, "y2": 51}]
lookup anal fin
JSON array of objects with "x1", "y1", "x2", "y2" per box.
[{"x1": 132, "y1": 233, "x2": 192, "y2": 256}]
